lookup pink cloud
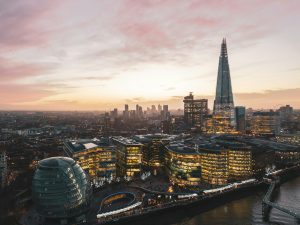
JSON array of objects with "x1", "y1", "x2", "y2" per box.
[
  {"x1": 0, "y1": 57, "x2": 53, "y2": 82},
  {"x1": 120, "y1": 22, "x2": 172, "y2": 49},
  {"x1": 0, "y1": 0, "x2": 62, "y2": 52},
  {"x1": 0, "y1": 84, "x2": 54, "y2": 105}
]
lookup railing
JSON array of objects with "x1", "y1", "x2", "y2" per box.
[{"x1": 262, "y1": 177, "x2": 300, "y2": 220}]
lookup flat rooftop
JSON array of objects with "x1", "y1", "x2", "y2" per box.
[
  {"x1": 64, "y1": 138, "x2": 114, "y2": 153},
  {"x1": 133, "y1": 133, "x2": 178, "y2": 143},
  {"x1": 166, "y1": 142, "x2": 198, "y2": 154},
  {"x1": 111, "y1": 136, "x2": 142, "y2": 146}
]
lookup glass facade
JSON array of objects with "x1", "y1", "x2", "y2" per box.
[
  {"x1": 64, "y1": 140, "x2": 116, "y2": 179},
  {"x1": 200, "y1": 148, "x2": 228, "y2": 185},
  {"x1": 32, "y1": 157, "x2": 91, "y2": 219},
  {"x1": 213, "y1": 39, "x2": 236, "y2": 128},
  {"x1": 165, "y1": 144, "x2": 201, "y2": 187},
  {"x1": 235, "y1": 106, "x2": 246, "y2": 133},
  {"x1": 133, "y1": 134, "x2": 176, "y2": 169},
  {"x1": 228, "y1": 149, "x2": 252, "y2": 180},
  {"x1": 251, "y1": 111, "x2": 280, "y2": 136},
  {"x1": 111, "y1": 137, "x2": 142, "y2": 177}
]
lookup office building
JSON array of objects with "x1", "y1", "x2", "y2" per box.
[
  {"x1": 235, "y1": 106, "x2": 246, "y2": 133},
  {"x1": 165, "y1": 142, "x2": 201, "y2": 188},
  {"x1": 111, "y1": 137, "x2": 142, "y2": 177},
  {"x1": 213, "y1": 38, "x2": 236, "y2": 131},
  {"x1": 64, "y1": 138, "x2": 116, "y2": 180},
  {"x1": 32, "y1": 157, "x2": 91, "y2": 222},
  {"x1": 133, "y1": 134, "x2": 177, "y2": 170},
  {"x1": 215, "y1": 140, "x2": 253, "y2": 181},
  {"x1": 199, "y1": 146, "x2": 228, "y2": 186},
  {"x1": 251, "y1": 111, "x2": 280, "y2": 136},
  {"x1": 183, "y1": 92, "x2": 208, "y2": 131}
]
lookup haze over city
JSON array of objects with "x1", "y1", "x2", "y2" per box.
[{"x1": 1, "y1": 0, "x2": 300, "y2": 110}]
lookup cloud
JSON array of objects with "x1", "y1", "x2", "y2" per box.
[
  {"x1": 84, "y1": 75, "x2": 115, "y2": 81},
  {"x1": 0, "y1": 83, "x2": 54, "y2": 105},
  {"x1": 0, "y1": 0, "x2": 63, "y2": 52},
  {"x1": 234, "y1": 88, "x2": 300, "y2": 108},
  {"x1": 0, "y1": 57, "x2": 54, "y2": 82}
]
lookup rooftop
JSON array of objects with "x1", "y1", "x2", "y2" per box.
[
  {"x1": 111, "y1": 136, "x2": 142, "y2": 146},
  {"x1": 166, "y1": 142, "x2": 198, "y2": 154},
  {"x1": 38, "y1": 157, "x2": 75, "y2": 168},
  {"x1": 64, "y1": 138, "x2": 114, "y2": 153},
  {"x1": 133, "y1": 133, "x2": 178, "y2": 143}
]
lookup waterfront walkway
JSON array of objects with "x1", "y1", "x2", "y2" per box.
[{"x1": 128, "y1": 185, "x2": 196, "y2": 196}]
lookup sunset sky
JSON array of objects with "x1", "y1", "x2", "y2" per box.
[{"x1": 1, "y1": 0, "x2": 300, "y2": 111}]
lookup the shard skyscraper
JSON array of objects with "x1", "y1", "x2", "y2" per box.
[{"x1": 213, "y1": 38, "x2": 236, "y2": 127}]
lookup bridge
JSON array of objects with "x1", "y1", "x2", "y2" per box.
[{"x1": 262, "y1": 177, "x2": 300, "y2": 221}]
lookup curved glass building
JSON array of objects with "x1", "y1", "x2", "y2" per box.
[{"x1": 32, "y1": 157, "x2": 91, "y2": 219}]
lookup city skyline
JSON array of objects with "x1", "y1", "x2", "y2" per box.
[{"x1": 1, "y1": 0, "x2": 300, "y2": 111}]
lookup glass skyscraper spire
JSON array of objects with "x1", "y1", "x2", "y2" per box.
[{"x1": 213, "y1": 38, "x2": 236, "y2": 127}]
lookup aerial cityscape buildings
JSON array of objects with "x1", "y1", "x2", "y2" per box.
[{"x1": 0, "y1": 39, "x2": 299, "y2": 225}]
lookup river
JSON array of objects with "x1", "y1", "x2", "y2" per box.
[{"x1": 172, "y1": 177, "x2": 300, "y2": 225}]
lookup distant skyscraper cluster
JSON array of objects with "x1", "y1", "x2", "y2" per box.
[{"x1": 121, "y1": 103, "x2": 170, "y2": 121}]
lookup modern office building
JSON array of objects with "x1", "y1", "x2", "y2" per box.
[
  {"x1": 215, "y1": 140, "x2": 253, "y2": 181},
  {"x1": 164, "y1": 142, "x2": 201, "y2": 188},
  {"x1": 32, "y1": 157, "x2": 91, "y2": 223},
  {"x1": 64, "y1": 138, "x2": 116, "y2": 180},
  {"x1": 213, "y1": 38, "x2": 236, "y2": 131},
  {"x1": 133, "y1": 134, "x2": 177, "y2": 170},
  {"x1": 183, "y1": 92, "x2": 208, "y2": 131},
  {"x1": 251, "y1": 111, "x2": 280, "y2": 136},
  {"x1": 199, "y1": 146, "x2": 229, "y2": 186},
  {"x1": 111, "y1": 137, "x2": 142, "y2": 177},
  {"x1": 235, "y1": 106, "x2": 246, "y2": 133}
]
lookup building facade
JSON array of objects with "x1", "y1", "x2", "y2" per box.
[
  {"x1": 111, "y1": 137, "x2": 142, "y2": 178},
  {"x1": 213, "y1": 38, "x2": 236, "y2": 129},
  {"x1": 164, "y1": 143, "x2": 201, "y2": 188},
  {"x1": 64, "y1": 139, "x2": 116, "y2": 180},
  {"x1": 251, "y1": 111, "x2": 280, "y2": 136},
  {"x1": 199, "y1": 146, "x2": 228, "y2": 186},
  {"x1": 32, "y1": 157, "x2": 91, "y2": 222},
  {"x1": 133, "y1": 134, "x2": 176, "y2": 170},
  {"x1": 183, "y1": 92, "x2": 208, "y2": 131},
  {"x1": 235, "y1": 106, "x2": 246, "y2": 133}
]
